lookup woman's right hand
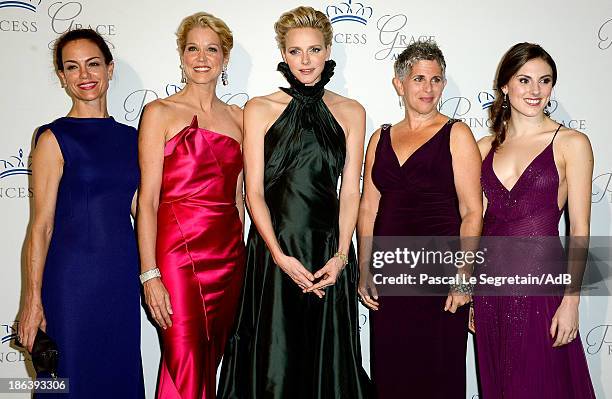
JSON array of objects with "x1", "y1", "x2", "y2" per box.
[
  {"x1": 143, "y1": 278, "x2": 173, "y2": 329},
  {"x1": 18, "y1": 300, "x2": 46, "y2": 352},
  {"x1": 275, "y1": 254, "x2": 325, "y2": 298},
  {"x1": 358, "y1": 272, "x2": 379, "y2": 310}
]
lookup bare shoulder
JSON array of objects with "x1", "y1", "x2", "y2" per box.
[
  {"x1": 243, "y1": 92, "x2": 290, "y2": 133},
  {"x1": 34, "y1": 129, "x2": 63, "y2": 160},
  {"x1": 367, "y1": 127, "x2": 382, "y2": 148},
  {"x1": 36, "y1": 129, "x2": 59, "y2": 148},
  {"x1": 556, "y1": 127, "x2": 591, "y2": 147},
  {"x1": 450, "y1": 120, "x2": 475, "y2": 139},
  {"x1": 142, "y1": 98, "x2": 172, "y2": 121},
  {"x1": 245, "y1": 92, "x2": 286, "y2": 113},
  {"x1": 476, "y1": 134, "x2": 495, "y2": 159},
  {"x1": 326, "y1": 91, "x2": 365, "y2": 116},
  {"x1": 555, "y1": 127, "x2": 593, "y2": 158}
]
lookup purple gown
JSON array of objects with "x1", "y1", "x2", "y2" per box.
[
  {"x1": 370, "y1": 120, "x2": 469, "y2": 398},
  {"x1": 473, "y1": 125, "x2": 595, "y2": 398}
]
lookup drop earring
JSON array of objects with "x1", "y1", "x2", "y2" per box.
[
  {"x1": 398, "y1": 96, "x2": 403, "y2": 108},
  {"x1": 221, "y1": 66, "x2": 228, "y2": 86},
  {"x1": 502, "y1": 93, "x2": 509, "y2": 109},
  {"x1": 180, "y1": 65, "x2": 186, "y2": 84}
]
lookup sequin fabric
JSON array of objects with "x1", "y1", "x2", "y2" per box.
[{"x1": 473, "y1": 126, "x2": 595, "y2": 398}]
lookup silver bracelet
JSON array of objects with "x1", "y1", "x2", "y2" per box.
[
  {"x1": 450, "y1": 282, "x2": 474, "y2": 295},
  {"x1": 139, "y1": 267, "x2": 161, "y2": 284}
]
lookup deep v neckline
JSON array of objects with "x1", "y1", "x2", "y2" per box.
[
  {"x1": 490, "y1": 124, "x2": 562, "y2": 193},
  {"x1": 389, "y1": 120, "x2": 450, "y2": 168},
  {"x1": 491, "y1": 142, "x2": 552, "y2": 193}
]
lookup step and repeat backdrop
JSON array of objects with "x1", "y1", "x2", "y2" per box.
[{"x1": 1, "y1": 0, "x2": 611, "y2": 397}]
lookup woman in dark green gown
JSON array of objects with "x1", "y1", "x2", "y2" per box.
[{"x1": 219, "y1": 6, "x2": 372, "y2": 399}]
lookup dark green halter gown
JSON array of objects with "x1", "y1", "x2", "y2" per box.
[{"x1": 219, "y1": 60, "x2": 372, "y2": 399}]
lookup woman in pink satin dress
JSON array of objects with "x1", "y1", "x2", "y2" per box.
[{"x1": 137, "y1": 12, "x2": 245, "y2": 398}]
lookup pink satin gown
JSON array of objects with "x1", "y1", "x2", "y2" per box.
[{"x1": 156, "y1": 115, "x2": 245, "y2": 398}]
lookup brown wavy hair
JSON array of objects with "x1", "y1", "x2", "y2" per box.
[{"x1": 490, "y1": 43, "x2": 557, "y2": 151}]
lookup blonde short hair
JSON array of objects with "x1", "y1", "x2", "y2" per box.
[
  {"x1": 274, "y1": 6, "x2": 332, "y2": 50},
  {"x1": 176, "y1": 12, "x2": 233, "y2": 57}
]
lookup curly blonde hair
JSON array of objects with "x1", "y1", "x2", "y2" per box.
[
  {"x1": 176, "y1": 12, "x2": 233, "y2": 57},
  {"x1": 274, "y1": 6, "x2": 332, "y2": 50}
]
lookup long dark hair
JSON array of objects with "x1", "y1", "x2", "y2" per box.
[
  {"x1": 53, "y1": 28, "x2": 113, "y2": 71},
  {"x1": 490, "y1": 43, "x2": 557, "y2": 151}
]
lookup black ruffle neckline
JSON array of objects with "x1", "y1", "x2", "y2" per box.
[{"x1": 277, "y1": 60, "x2": 336, "y2": 102}]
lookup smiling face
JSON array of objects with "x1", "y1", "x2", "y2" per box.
[
  {"x1": 58, "y1": 39, "x2": 113, "y2": 102},
  {"x1": 181, "y1": 26, "x2": 226, "y2": 85},
  {"x1": 282, "y1": 27, "x2": 330, "y2": 85},
  {"x1": 502, "y1": 57, "x2": 554, "y2": 118},
  {"x1": 393, "y1": 59, "x2": 446, "y2": 115}
]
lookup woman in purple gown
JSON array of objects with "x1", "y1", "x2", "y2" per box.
[
  {"x1": 473, "y1": 42, "x2": 595, "y2": 398},
  {"x1": 357, "y1": 41, "x2": 482, "y2": 398}
]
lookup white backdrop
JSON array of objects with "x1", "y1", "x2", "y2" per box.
[{"x1": 1, "y1": 1, "x2": 611, "y2": 398}]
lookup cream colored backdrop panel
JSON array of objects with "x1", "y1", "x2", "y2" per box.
[{"x1": 0, "y1": 1, "x2": 610, "y2": 398}]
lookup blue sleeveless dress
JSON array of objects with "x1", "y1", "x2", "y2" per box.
[{"x1": 34, "y1": 117, "x2": 144, "y2": 398}]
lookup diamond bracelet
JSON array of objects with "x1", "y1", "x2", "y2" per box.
[{"x1": 139, "y1": 267, "x2": 161, "y2": 284}]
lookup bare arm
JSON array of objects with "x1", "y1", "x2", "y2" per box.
[
  {"x1": 551, "y1": 131, "x2": 593, "y2": 347},
  {"x1": 564, "y1": 132, "x2": 593, "y2": 237},
  {"x1": 477, "y1": 136, "x2": 494, "y2": 214},
  {"x1": 236, "y1": 171, "x2": 245, "y2": 229},
  {"x1": 131, "y1": 191, "x2": 138, "y2": 218},
  {"x1": 336, "y1": 102, "x2": 366, "y2": 257},
  {"x1": 231, "y1": 106, "x2": 245, "y2": 230},
  {"x1": 137, "y1": 101, "x2": 173, "y2": 329},
  {"x1": 243, "y1": 99, "x2": 321, "y2": 295},
  {"x1": 308, "y1": 101, "x2": 366, "y2": 291},
  {"x1": 451, "y1": 122, "x2": 483, "y2": 238},
  {"x1": 243, "y1": 99, "x2": 284, "y2": 261},
  {"x1": 18, "y1": 130, "x2": 63, "y2": 351},
  {"x1": 356, "y1": 129, "x2": 382, "y2": 310},
  {"x1": 446, "y1": 122, "x2": 483, "y2": 312}
]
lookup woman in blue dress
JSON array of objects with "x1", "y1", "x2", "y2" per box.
[{"x1": 17, "y1": 29, "x2": 144, "y2": 398}]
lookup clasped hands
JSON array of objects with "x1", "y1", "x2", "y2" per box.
[{"x1": 276, "y1": 253, "x2": 345, "y2": 299}]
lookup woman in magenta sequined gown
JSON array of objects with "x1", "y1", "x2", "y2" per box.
[
  {"x1": 473, "y1": 43, "x2": 595, "y2": 398},
  {"x1": 137, "y1": 13, "x2": 245, "y2": 398}
]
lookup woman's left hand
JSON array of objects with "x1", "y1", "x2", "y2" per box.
[
  {"x1": 444, "y1": 291, "x2": 471, "y2": 313},
  {"x1": 550, "y1": 299, "x2": 579, "y2": 347},
  {"x1": 305, "y1": 257, "x2": 345, "y2": 293}
]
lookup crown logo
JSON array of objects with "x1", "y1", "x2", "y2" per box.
[
  {"x1": 326, "y1": 0, "x2": 373, "y2": 25},
  {"x1": 0, "y1": 148, "x2": 31, "y2": 179},
  {"x1": 0, "y1": 0, "x2": 41, "y2": 12},
  {"x1": 1, "y1": 324, "x2": 17, "y2": 344},
  {"x1": 478, "y1": 91, "x2": 495, "y2": 111}
]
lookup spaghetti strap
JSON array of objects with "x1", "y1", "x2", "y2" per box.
[
  {"x1": 551, "y1": 124, "x2": 563, "y2": 143},
  {"x1": 381, "y1": 123, "x2": 392, "y2": 137}
]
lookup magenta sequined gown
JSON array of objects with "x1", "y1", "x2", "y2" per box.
[{"x1": 473, "y1": 127, "x2": 595, "y2": 398}]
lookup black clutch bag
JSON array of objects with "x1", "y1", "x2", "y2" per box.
[{"x1": 16, "y1": 328, "x2": 59, "y2": 378}]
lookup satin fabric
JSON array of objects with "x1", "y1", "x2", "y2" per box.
[
  {"x1": 219, "y1": 61, "x2": 372, "y2": 399},
  {"x1": 369, "y1": 121, "x2": 469, "y2": 398},
  {"x1": 156, "y1": 115, "x2": 245, "y2": 399},
  {"x1": 35, "y1": 117, "x2": 144, "y2": 398},
  {"x1": 474, "y1": 126, "x2": 595, "y2": 398}
]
